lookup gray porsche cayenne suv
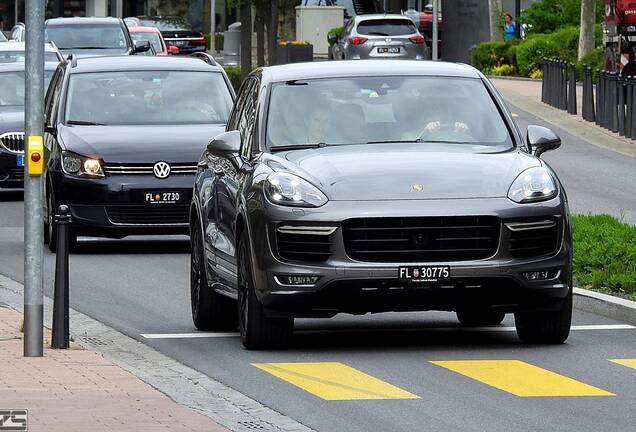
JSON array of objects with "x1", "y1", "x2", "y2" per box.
[{"x1": 190, "y1": 60, "x2": 572, "y2": 349}]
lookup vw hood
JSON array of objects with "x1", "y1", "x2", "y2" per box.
[{"x1": 58, "y1": 124, "x2": 226, "y2": 164}]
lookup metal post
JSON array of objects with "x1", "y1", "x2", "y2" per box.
[
  {"x1": 24, "y1": 0, "x2": 45, "y2": 357},
  {"x1": 515, "y1": 0, "x2": 521, "y2": 38},
  {"x1": 210, "y1": 0, "x2": 216, "y2": 54},
  {"x1": 432, "y1": 0, "x2": 438, "y2": 61},
  {"x1": 630, "y1": 77, "x2": 636, "y2": 139},
  {"x1": 562, "y1": 61, "x2": 568, "y2": 111},
  {"x1": 51, "y1": 206, "x2": 71, "y2": 349},
  {"x1": 541, "y1": 58, "x2": 546, "y2": 103}
]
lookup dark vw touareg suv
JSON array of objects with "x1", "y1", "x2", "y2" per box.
[{"x1": 190, "y1": 61, "x2": 572, "y2": 349}]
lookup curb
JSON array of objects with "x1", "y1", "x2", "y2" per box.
[
  {"x1": 574, "y1": 287, "x2": 636, "y2": 326},
  {"x1": 486, "y1": 75, "x2": 541, "y2": 83}
]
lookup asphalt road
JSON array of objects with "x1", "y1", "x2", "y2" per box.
[{"x1": 1, "y1": 104, "x2": 635, "y2": 432}]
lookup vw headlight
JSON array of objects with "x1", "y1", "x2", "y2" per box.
[
  {"x1": 62, "y1": 151, "x2": 104, "y2": 178},
  {"x1": 264, "y1": 172, "x2": 327, "y2": 207},
  {"x1": 508, "y1": 166, "x2": 557, "y2": 203}
]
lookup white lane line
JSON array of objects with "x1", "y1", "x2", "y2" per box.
[
  {"x1": 141, "y1": 332, "x2": 239, "y2": 339},
  {"x1": 140, "y1": 324, "x2": 634, "y2": 339}
]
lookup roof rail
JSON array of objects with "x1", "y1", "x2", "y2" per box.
[
  {"x1": 49, "y1": 41, "x2": 64, "y2": 62},
  {"x1": 190, "y1": 52, "x2": 217, "y2": 66},
  {"x1": 66, "y1": 53, "x2": 77, "y2": 68}
]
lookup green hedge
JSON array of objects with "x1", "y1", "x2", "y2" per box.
[
  {"x1": 327, "y1": 26, "x2": 344, "y2": 46},
  {"x1": 203, "y1": 33, "x2": 224, "y2": 51},
  {"x1": 223, "y1": 66, "x2": 242, "y2": 91},
  {"x1": 572, "y1": 214, "x2": 636, "y2": 300},
  {"x1": 473, "y1": 25, "x2": 603, "y2": 79}
]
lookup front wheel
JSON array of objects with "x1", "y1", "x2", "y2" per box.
[
  {"x1": 237, "y1": 231, "x2": 293, "y2": 350},
  {"x1": 514, "y1": 290, "x2": 572, "y2": 344},
  {"x1": 190, "y1": 219, "x2": 237, "y2": 330}
]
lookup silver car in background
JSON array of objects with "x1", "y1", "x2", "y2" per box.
[{"x1": 331, "y1": 14, "x2": 429, "y2": 61}]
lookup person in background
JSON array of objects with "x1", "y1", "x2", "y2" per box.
[{"x1": 503, "y1": 13, "x2": 517, "y2": 42}]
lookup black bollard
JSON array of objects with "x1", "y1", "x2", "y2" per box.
[
  {"x1": 541, "y1": 58, "x2": 547, "y2": 103},
  {"x1": 626, "y1": 76, "x2": 633, "y2": 139},
  {"x1": 51, "y1": 204, "x2": 71, "y2": 349},
  {"x1": 630, "y1": 76, "x2": 636, "y2": 139},
  {"x1": 611, "y1": 72, "x2": 619, "y2": 133},
  {"x1": 568, "y1": 63, "x2": 577, "y2": 115},
  {"x1": 596, "y1": 71, "x2": 603, "y2": 126},
  {"x1": 562, "y1": 61, "x2": 569, "y2": 111},
  {"x1": 619, "y1": 75, "x2": 626, "y2": 136}
]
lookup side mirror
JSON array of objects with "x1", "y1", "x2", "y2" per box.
[
  {"x1": 527, "y1": 125, "x2": 561, "y2": 157},
  {"x1": 207, "y1": 130, "x2": 241, "y2": 158},
  {"x1": 133, "y1": 40, "x2": 152, "y2": 53},
  {"x1": 167, "y1": 45, "x2": 180, "y2": 55}
]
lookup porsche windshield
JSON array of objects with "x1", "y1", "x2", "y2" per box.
[
  {"x1": 266, "y1": 76, "x2": 513, "y2": 149},
  {"x1": 65, "y1": 70, "x2": 233, "y2": 125}
]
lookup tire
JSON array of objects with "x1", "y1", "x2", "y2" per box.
[
  {"x1": 190, "y1": 219, "x2": 238, "y2": 330},
  {"x1": 456, "y1": 310, "x2": 505, "y2": 326},
  {"x1": 237, "y1": 231, "x2": 293, "y2": 350},
  {"x1": 514, "y1": 290, "x2": 572, "y2": 344}
]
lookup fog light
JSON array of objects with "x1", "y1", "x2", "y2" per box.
[
  {"x1": 522, "y1": 270, "x2": 558, "y2": 280},
  {"x1": 275, "y1": 275, "x2": 320, "y2": 286}
]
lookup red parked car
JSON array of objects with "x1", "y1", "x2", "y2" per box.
[{"x1": 128, "y1": 26, "x2": 179, "y2": 56}]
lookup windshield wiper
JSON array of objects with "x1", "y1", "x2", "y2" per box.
[
  {"x1": 270, "y1": 143, "x2": 328, "y2": 152},
  {"x1": 366, "y1": 139, "x2": 424, "y2": 144},
  {"x1": 66, "y1": 120, "x2": 106, "y2": 126},
  {"x1": 65, "y1": 46, "x2": 110, "y2": 49}
]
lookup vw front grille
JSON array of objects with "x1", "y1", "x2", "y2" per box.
[{"x1": 104, "y1": 163, "x2": 197, "y2": 176}]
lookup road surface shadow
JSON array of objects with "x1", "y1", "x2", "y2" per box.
[
  {"x1": 72, "y1": 237, "x2": 190, "y2": 255},
  {"x1": 0, "y1": 190, "x2": 24, "y2": 202}
]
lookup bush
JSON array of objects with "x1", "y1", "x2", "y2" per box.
[
  {"x1": 327, "y1": 26, "x2": 344, "y2": 46},
  {"x1": 492, "y1": 64, "x2": 516, "y2": 76},
  {"x1": 471, "y1": 41, "x2": 518, "y2": 73},
  {"x1": 529, "y1": 69, "x2": 543, "y2": 79},
  {"x1": 223, "y1": 66, "x2": 242, "y2": 91},
  {"x1": 521, "y1": 0, "x2": 604, "y2": 35},
  {"x1": 516, "y1": 34, "x2": 559, "y2": 76},
  {"x1": 203, "y1": 33, "x2": 224, "y2": 51},
  {"x1": 572, "y1": 214, "x2": 636, "y2": 300}
]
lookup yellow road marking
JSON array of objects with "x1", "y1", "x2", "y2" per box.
[
  {"x1": 252, "y1": 362, "x2": 420, "y2": 401},
  {"x1": 609, "y1": 359, "x2": 636, "y2": 370},
  {"x1": 430, "y1": 360, "x2": 614, "y2": 397}
]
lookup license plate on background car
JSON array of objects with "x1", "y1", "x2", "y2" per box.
[
  {"x1": 174, "y1": 41, "x2": 186, "y2": 47},
  {"x1": 399, "y1": 266, "x2": 451, "y2": 283},
  {"x1": 378, "y1": 47, "x2": 400, "y2": 54},
  {"x1": 144, "y1": 191, "x2": 182, "y2": 205},
  {"x1": 16, "y1": 154, "x2": 24, "y2": 167}
]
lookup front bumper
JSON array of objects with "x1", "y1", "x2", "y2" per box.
[
  {"x1": 51, "y1": 169, "x2": 194, "y2": 237},
  {"x1": 246, "y1": 197, "x2": 572, "y2": 317},
  {"x1": 0, "y1": 151, "x2": 24, "y2": 189}
]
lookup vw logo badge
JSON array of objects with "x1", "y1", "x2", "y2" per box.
[{"x1": 153, "y1": 161, "x2": 171, "y2": 179}]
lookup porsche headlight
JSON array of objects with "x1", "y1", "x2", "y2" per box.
[
  {"x1": 264, "y1": 172, "x2": 327, "y2": 207},
  {"x1": 508, "y1": 166, "x2": 557, "y2": 203},
  {"x1": 62, "y1": 151, "x2": 104, "y2": 178}
]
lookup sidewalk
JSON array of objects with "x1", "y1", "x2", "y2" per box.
[
  {"x1": 490, "y1": 77, "x2": 636, "y2": 159},
  {"x1": 0, "y1": 304, "x2": 228, "y2": 432}
]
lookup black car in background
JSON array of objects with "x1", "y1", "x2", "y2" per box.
[
  {"x1": 45, "y1": 17, "x2": 151, "y2": 58},
  {"x1": 136, "y1": 16, "x2": 206, "y2": 54},
  {"x1": 43, "y1": 56, "x2": 234, "y2": 250},
  {"x1": 0, "y1": 63, "x2": 56, "y2": 189}
]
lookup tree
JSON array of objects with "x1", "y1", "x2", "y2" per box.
[
  {"x1": 267, "y1": 0, "x2": 279, "y2": 65},
  {"x1": 240, "y1": 0, "x2": 252, "y2": 80},
  {"x1": 578, "y1": 0, "x2": 596, "y2": 61},
  {"x1": 489, "y1": 0, "x2": 503, "y2": 42},
  {"x1": 521, "y1": 0, "x2": 603, "y2": 35}
]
